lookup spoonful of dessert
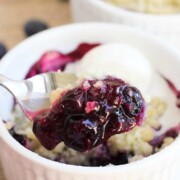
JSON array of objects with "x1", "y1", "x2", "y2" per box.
[{"x1": 0, "y1": 72, "x2": 145, "y2": 152}]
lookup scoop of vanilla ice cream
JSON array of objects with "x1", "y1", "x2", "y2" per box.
[{"x1": 65, "y1": 43, "x2": 153, "y2": 94}]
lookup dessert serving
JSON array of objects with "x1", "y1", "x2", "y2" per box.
[
  {"x1": 5, "y1": 42, "x2": 180, "y2": 166},
  {"x1": 0, "y1": 23, "x2": 180, "y2": 180},
  {"x1": 105, "y1": 0, "x2": 180, "y2": 14}
]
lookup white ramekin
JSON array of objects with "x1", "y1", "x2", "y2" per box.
[
  {"x1": 70, "y1": 0, "x2": 180, "y2": 48},
  {"x1": 0, "y1": 23, "x2": 180, "y2": 180}
]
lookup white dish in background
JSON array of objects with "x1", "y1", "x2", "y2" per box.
[
  {"x1": 0, "y1": 23, "x2": 180, "y2": 180},
  {"x1": 70, "y1": 0, "x2": 180, "y2": 48}
]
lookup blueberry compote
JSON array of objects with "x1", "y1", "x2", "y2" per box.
[
  {"x1": 33, "y1": 77, "x2": 145, "y2": 152},
  {"x1": 26, "y1": 43, "x2": 99, "y2": 78}
]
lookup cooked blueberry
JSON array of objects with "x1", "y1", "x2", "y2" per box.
[
  {"x1": 24, "y1": 20, "x2": 48, "y2": 37},
  {"x1": 33, "y1": 77, "x2": 145, "y2": 152},
  {"x1": 9, "y1": 128, "x2": 26, "y2": 146},
  {"x1": 85, "y1": 145, "x2": 130, "y2": 166},
  {"x1": 0, "y1": 43, "x2": 7, "y2": 59},
  {"x1": 88, "y1": 144, "x2": 111, "y2": 166},
  {"x1": 109, "y1": 152, "x2": 129, "y2": 165}
]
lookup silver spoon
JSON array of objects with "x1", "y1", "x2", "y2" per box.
[{"x1": 0, "y1": 72, "x2": 77, "y2": 121}]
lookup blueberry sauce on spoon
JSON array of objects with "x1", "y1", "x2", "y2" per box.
[{"x1": 33, "y1": 77, "x2": 145, "y2": 152}]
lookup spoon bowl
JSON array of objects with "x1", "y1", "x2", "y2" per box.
[{"x1": 0, "y1": 72, "x2": 77, "y2": 121}]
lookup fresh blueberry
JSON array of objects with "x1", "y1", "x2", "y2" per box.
[
  {"x1": 0, "y1": 43, "x2": 7, "y2": 59},
  {"x1": 24, "y1": 20, "x2": 48, "y2": 37}
]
